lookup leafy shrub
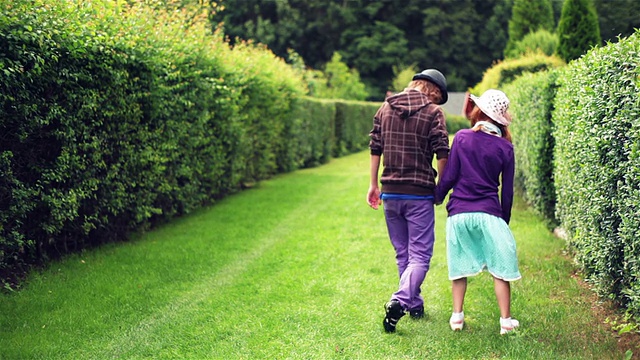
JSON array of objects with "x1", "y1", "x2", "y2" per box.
[
  {"x1": 505, "y1": 29, "x2": 559, "y2": 59},
  {"x1": 445, "y1": 113, "x2": 469, "y2": 134},
  {"x1": 279, "y1": 97, "x2": 336, "y2": 171},
  {"x1": 504, "y1": 71, "x2": 559, "y2": 228},
  {"x1": 505, "y1": 0, "x2": 555, "y2": 56},
  {"x1": 469, "y1": 53, "x2": 565, "y2": 95},
  {"x1": 0, "y1": 0, "x2": 306, "y2": 287},
  {"x1": 287, "y1": 50, "x2": 368, "y2": 101},
  {"x1": 333, "y1": 100, "x2": 380, "y2": 157},
  {"x1": 317, "y1": 53, "x2": 369, "y2": 101},
  {"x1": 553, "y1": 30, "x2": 640, "y2": 316},
  {"x1": 391, "y1": 63, "x2": 419, "y2": 93}
]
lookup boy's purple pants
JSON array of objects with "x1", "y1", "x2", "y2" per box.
[{"x1": 383, "y1": 199, "x2": 435, "y2": 311}]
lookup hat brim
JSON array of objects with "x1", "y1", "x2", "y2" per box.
[
  {"x1": 412, "y1": 74, "x2": 448, "y2": 105},
  {"x1": 469, "y1": 94, "x2": 509, "y2": 125}
]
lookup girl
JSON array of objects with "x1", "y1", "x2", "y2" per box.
[{"x1": 435, "y1": 89, "x2": 521, "y2": 335}]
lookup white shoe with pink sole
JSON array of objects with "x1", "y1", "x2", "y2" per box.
[{"x1": 500, "y1": 317, "x2": 520, "y2": 335}]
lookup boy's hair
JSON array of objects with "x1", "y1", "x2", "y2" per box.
[
  {"x1": 406, "y1": 80, "x2": 443, "y2": 105},
  {"x1": 468, "y1": 106, "x2": 512, "y2": 143}
]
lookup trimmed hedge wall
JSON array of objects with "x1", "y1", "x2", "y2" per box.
[
  {"x1": 504, "y1": 71, "x2": 559, "y2": 229},
  {"x1": 469, "y1": 53, "x2": 565, "y2": 95},
  {"x1": 495, "y1": 30, "x2": 640, "y2": 318},
  {"x1": 553, "y1": 30, "x2": 640, "y2": 315},
  {"x1": 333, "y1": 100, "x2": 381, "y2": 157},
  {"x1": 279, "y1": 97, "x2": 336, "y2": 171},
  {"x1": 0, "y1": 1, "x2": 377, "y2": 287}
]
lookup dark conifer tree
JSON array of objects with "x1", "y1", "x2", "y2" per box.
[{"x1": 556, "y1": 0, "x2": 601, "y2": 62}]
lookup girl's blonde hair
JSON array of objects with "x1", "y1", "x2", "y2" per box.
[
  {"x1": 406, "y1": 79, "x2": 443, "y2": 105},
  {"x1": 468, "y1": 106, "x2": 512, "y2": 143}
]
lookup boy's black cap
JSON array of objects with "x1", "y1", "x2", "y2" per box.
[{"x1": 412, "y1": 69, "x2": 448, "y2": 104}]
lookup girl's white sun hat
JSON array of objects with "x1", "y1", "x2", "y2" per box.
[{"x1": 470, "y1": 89, "x2": 511, "y2": 126}]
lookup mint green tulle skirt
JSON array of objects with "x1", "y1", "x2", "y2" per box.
[{"x1": 446, "y1": 212, "x2": 521, "y2": 281}]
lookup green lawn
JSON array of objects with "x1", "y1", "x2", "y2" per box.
[{"x1": 0, "y1": 150, "x2": 632, "y2": 359}]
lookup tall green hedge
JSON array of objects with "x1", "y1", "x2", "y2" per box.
[
  {"x1": 0, "y1": 1, "x2": 379, "y2": 288},
  {"x1": 469, "y1": 53, "x2": 565, "y2": 95},
  {"x1": 504, "y1": 71, "x2": 559, "y2": 229},
  {"x1": 497, "y1": 29, "x2": 640, "y2": 319},
  {"x1": 333, "y1": 100, "x2": 380, "y2": 157},
  {"x1": 280, "y1": 97, "x2": 336, "y2": 171},
  {"x1": 553, "y1": 30, "x2": 640, "y2": 315}
]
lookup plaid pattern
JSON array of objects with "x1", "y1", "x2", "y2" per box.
[{"x1": 369, "y1": 89, "x2": 450, "y2": 195}]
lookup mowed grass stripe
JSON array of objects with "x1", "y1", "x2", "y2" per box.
[{"x1": 71, "y1": 165, "x2": 364, "y2": 359}]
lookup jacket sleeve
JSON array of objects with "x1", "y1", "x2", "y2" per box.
[
  {"x1": 429, "y1": 107, "x2": 450, "y2": 158},
  {"x1": 501, "y1": 148, "x2": 515, "y2": 224},
  {"x1": 369, "y1": 105, "x2": 384, "y2": 156},
  {"x1": 435, "y1": 135, "x2": 459, "y2": 203}
]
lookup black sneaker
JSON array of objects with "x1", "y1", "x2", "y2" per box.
[
  {"x1": 382, "y1": 300, "x2": 405, "y2": 333},
  {"x1": 409, "y1": 305, "x2": 424, "y2": 319}
]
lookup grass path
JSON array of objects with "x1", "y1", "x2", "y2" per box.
[{"x1": 0, "y1": 150, "x2": 633, "y2": 359}]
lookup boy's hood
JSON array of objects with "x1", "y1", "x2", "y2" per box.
[{"x1": 386, "y1": 89, "x2": 433, "y2": 118}]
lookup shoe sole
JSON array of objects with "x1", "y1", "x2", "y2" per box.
[{"x1": 450, "y1": 321, "x2": 464, "y2": 331}]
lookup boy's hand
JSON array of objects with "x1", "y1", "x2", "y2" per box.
[{"x1": 367, "y1": 186, "x2": 381, "y2": 210}]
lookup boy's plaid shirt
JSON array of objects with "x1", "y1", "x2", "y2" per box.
[{"x1": 369, "y1": 89, "x2": 449, "y2": 195}]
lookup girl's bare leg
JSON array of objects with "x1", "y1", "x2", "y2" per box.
[
  {"x1": 452, "y1": 278, "x2": 467, "y2": 313},
  {"x1": 493, "y1": 277, "x2": 511, "y2": 318}
]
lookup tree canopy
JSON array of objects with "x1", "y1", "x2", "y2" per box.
[
  {"x1": 211, "y1": 0, "x2": 512, "y2": 97},
  {"x1": 209, "y1": 0, "x2": 635, "y2": 98}
]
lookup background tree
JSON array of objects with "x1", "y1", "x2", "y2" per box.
[
  {"x1": 202, "y1": 0, "x2": 640, "y2": 96},
  {"x1": 391, "y1": 64, "x2": 419, "y2": 93},
  {"x1": 340, "y1": 20, "x2": 408, "y2": 97},
  {"x1": 550, "y1": 0, "x2": 564, "y2": 25},
  {"x1": 211, "y1": 0, "x2": 351, "y2": 70},
  {"x1": 478, "y1": 0, "x2": 514, "y2": 63},
  {"x1": 505, "y1": 0, "x2": 555, "y2": 57},
  {"x1": 557, "y1": 0, "x2": 601, "y2": 62},
  {"x1": 317, "y1": 53, "x2": 369, "y2": 101},
  {"x1": 415, "y1": 0, "x2": 483, "y2": 91},
  {"x1": 339, "y1": 0, "x2": 512, "y2": 94},
  {"x1": 593, "y1": 0, "x2": 640, "y2": 44},
  {"x1": 210, "y1": 0, "x2": 513, "y2": 97}
]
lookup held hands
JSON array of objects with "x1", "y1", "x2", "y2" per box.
[{"x1": 367, "y1": 185, "x2": 382, "y2": 210}]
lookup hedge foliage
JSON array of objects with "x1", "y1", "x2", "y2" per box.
[
  {"x1": 504, "y1": 71, "x2": 559, "y2": 229},
  {"x1": 0, "y1": 0, "x2": 377, "y2": 287},
  {"x1": 445, "y1": 113, "x2": 469, "y2": 134},
  {"x1": 469, "y1": 53, "x2": 565, "y2": 95},
  {"x1": 333, "y1": 100, "x2": 380, "y2": 157},
  {"x1": 505, "y1": 29, "x2": 559, "y2": 59},
  {"x1": 497, "y1": 29, "x2": 640, "y2": 318},
  {"x1": 553, "y1": 30, "x2": 640, "y2": 315}
]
